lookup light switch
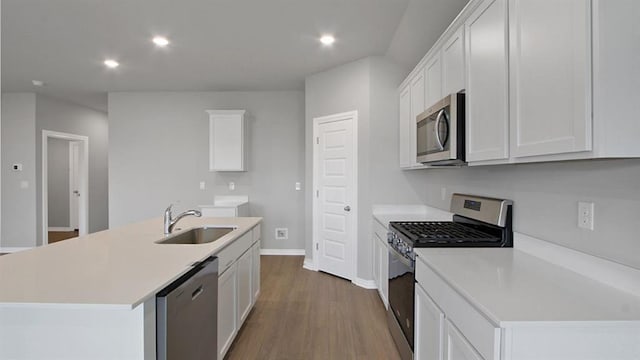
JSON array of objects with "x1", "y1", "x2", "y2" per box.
[
  {"x1": 199, "y1": 181, "x2": 206, "y2": 190},
  {"x1": 229, "y1": 182, "x2": 235, "y2": 191}
]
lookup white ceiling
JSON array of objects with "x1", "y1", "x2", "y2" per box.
[{"x1": 2, "y1": 0, "x2": 467, "y2": 112}]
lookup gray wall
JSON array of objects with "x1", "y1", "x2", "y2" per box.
[
  {"x1": 108, "y1": 91, "x2": 305, "y2": 251},
  {"x1": 409, "y1": 160, "x2": 640, "y2": 270},
  {"x1": 47, "y1": 137, "x2": 70, "y2": 227},
  {"x1": 35, "y1": 94, "x2": 109, "y2": 245},
  {"x1": 305, "y1": 56, "x2": 418, "y2": 280},
  {"x1": 1, "y1": 93, "x2": 37, "y2": 247},
  {"x1": 385, "y1": 0, "x2": 469, "y2": 70}
]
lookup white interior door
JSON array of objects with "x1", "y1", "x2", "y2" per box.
[
  {"x1": 314, "y1": 112, "x2": 357, "y2": 280},
  {"x1": 69, "y1": 141, "x2": 80, "y2": 230}
]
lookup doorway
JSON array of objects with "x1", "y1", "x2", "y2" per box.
[
  {"x1": 42, "y1": 130, "x2": 89, "y2": 245},
  {"x1": 312, "y1": 111, "x2": 358, "y2": 281}
]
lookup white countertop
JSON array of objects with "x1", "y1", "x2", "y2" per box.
[
  {"x1": 372, "y1": 204, "x2": 453, "y2": 226},
  {"x1": 0, "y1": 216, "x2": 262, "y2": 310},
  {"x1": 416, "y1": 246, "x2": 640, "y2": 326}
]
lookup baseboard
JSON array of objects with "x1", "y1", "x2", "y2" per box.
[
  {"x1": 302, "y1": 258, "x2": 317, "y2": 271},
  {"x1": 0, "y1": 247, "x2": 33, "y2": 253},
  {"x1": 48, "y1": 227, "x2": 74, "y2": 232},
  {"x1": 352, "y1": 277, "x2": 377, "y2": 290},
  {"x1": 260, "y1": 249, "x2": 305, "y2": 256}
]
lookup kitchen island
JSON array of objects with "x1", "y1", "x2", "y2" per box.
[{"x1": 0, "y1": 216, "x2": 262, "y2": 360}]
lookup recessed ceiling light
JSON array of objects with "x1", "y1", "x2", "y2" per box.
[
  {"x1": 320, "y1": 35, "x2": 335, "y2": 46},
  {"x1": 32, "y1": 80, "x2": 45, "y2": 87},
  {"x1": 152, "y1": 36, "x2": 170, "y2": 47},
  {"x1": 104, "y1": 59, "x2": 120, "y2": 69}
]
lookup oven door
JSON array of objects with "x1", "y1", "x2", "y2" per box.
[{"x1": 388, "y1": 245, "x2": 415, "y2": 350}]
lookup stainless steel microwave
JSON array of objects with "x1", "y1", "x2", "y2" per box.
[{"x1": 416, "y1": 93, "x2": 465, "y2": 165}]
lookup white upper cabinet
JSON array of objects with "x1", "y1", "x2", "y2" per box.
[
  {"x1": 398, "y1": 83, "x2": 413, "y2": 168},
  {"x1": 425, "y1": 55, "x2": 443, "y2": 109},
  {"x1": 442, "y1": 27, "x2": 466, "y2": 96},
  {"x1": 509, "y1": 0, "x2": 592, "y2": 158},
  {"x1": 207, "y1": 110, "x2": 246, "y2": 171},
  {"x1": 465, "y1": 0, "x2": 509, "y2": 163}
]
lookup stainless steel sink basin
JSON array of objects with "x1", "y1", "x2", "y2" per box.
[{"x1": 156, "y1": 226, "x2": 236, "y2": 245}]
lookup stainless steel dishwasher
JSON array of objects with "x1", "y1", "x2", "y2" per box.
[{"x1": 157, "y1": 256, "x2": 218, "y2": 360}]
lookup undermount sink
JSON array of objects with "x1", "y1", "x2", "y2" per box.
[{"x1": 156, "y1": 226, "x2": 236, "y2": 245}]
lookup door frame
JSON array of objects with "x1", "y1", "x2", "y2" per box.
[
  {"x1": 312, "y1": 110, "x2": 358, "y2": 281},
  {"x1": 42, "y1": 130, "x2": 89, "y2": 245},
  {"x1": 69, "y1": 141, "x2": 80, "y2": 230}
]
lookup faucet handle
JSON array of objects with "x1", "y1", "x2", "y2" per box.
[{"x1": 164, "y1": 204, "x2": 173, "y2": 217}]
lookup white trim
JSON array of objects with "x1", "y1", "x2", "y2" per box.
[
  {"x1": 42, "y1": 130, "x2": 89, "y2": 246},
  {"x1": 0, "y1": 247, "x2": 34, "y2": 253},
  {"x1": 303, "y1": 257, "x2": 317, "y2": 271},
  {"x1": 312, "y1": 110, "x2": 359, "y2": 282},
  {"x1": 48, "y1": 227, "x2": 74, "y2": 232},
  {"x1": 69, "y1": 141, "x2": 80, "y2": 231},
  {"x1": 352, "y1": 278, "x2": 377, "y2": 290},
  {"x1": 259, "y1": 249, "x2": 305, "y2": 256},
  {"x1": 515, "y1": 232, "x2": 640, "y2": 298}
]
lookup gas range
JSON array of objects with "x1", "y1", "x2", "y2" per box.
[{"x1": 388, "y1": 194, "x2": 513, "y2": 258}]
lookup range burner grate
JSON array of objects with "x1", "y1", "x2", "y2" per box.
[{"x1": 396, "y1": 221, "x2": 500, "y2": 244}]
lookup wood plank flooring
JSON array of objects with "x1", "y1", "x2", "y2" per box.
[
  {"x1": 48, "y1": 230, "x2": 79, "y2": 243},
  {"x1": 226, "y1": 256, "x2": 400, "y2": 360}
]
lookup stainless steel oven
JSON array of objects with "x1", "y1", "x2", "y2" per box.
[
  {"x1": 416, "y1": 93, "x2": 465, "y2": 165},
  {"x1": 386, "y1": 232, "x2": 415, "y2": 360}
]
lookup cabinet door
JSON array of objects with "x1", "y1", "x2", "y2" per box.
[
  {"x1": 409, "y1": 68, "x2": 426, "y2": 167},
  {"x1": 251, "y1": 241, "x2": 261, "y2": 303},
  {"x1": 509, "y1": 0, "x2": 592, "y2": 158},
  {"x1": 425, "y1": 54, "x2": 443, "y2": 109},
  {"x1": 445, "y1": 320, "x2": 484, "y2": 360},
  {"x1": 465, "y1": 0, "x2": 509, "y2": 162},
  {"x1": 218, "y1": 264, "x2": 238, "y2": 360},
  {"x1": 399, "y1": 83, "x2": 413, "y2": 168},
  {"x1": 442, "y1": 27, "x2": 465, "y2": 95},
  {"x1": 208, "y1": 110, "x2": 246, "y2": 171},
  {"x1": 415, "y1": 284, "x2": 445, "y2": 360},
  {"x1": 372, "y1": 235, "x2": 380, "y2": 288},
  {"x1": 237, "y1": 249, "x2": 253, "y2": 326},
  {"x1": 379, "y1": 238, "x2": 389, "y2": 308}
]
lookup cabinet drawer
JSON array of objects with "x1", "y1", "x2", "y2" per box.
[
  {"x1": 416, "y1": 258, "x2": 500, "y2": 360},
  {"x1": 252, "y1": 224, "x2": 261, "y2": 243},
  {"x1": 374, "y1": 219, "x2": 388, "y2": 241},
  {"x1": 217, "y1": 231, "x2": 253, "y2": 274}
]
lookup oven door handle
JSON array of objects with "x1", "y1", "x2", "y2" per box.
[{"x1": 389, "y1": 247, "x2": 413, "y2": 268}]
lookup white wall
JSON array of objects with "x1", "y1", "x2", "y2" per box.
[
  {"x1": 1, "y1": 93, "x2": 37, "y2": 247},
  {"x1": 47, "y1": 138, "x2": 70, "y2": 228},
  {"x1": 35, "y1": 95, "x2": 109, "y2": 245},
  {"x1": 108, "y1": 91, "x2": 305, "y2": 251},
  {"x1": 305, "y1": 56, "x2": 419, "y2": 280}
]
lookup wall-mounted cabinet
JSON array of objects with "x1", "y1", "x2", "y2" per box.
[
  {"x1": 207, "y1": 110, "x2": 246, "y2": 172},
  {"x1": 398, "y1": 0, "x2": 640, "y2": 168},
  {"x1": 465, "y1": 0, "x2": 509, "y2": 163}
]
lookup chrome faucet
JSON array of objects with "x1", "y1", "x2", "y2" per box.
[{"x1": 163, "y1": 204, "x2": 202, "y2": 235}]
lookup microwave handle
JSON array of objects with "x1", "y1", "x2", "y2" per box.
[{"x1": 434, "y1": 109, "x2": 446, "y2": 150}]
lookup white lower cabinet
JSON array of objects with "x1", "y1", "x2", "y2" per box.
[
  {"x1": 217, "y1": 262, "x2": 238, "y2": 360},
  {"x1": 217, "y1": 224, "x2": 261, "y2": 360},
  {"x1": 372, "y1": 219, "x2": 389, "y2": 308},
  {"x1": 445, "y1": 320, "x2": 484, "y2": 360},
  {"x1": 251, "y1": 241, "x2": 260, "y2": 303},
  {"x1": 237, "y1": 249, "x2": 253, "y2": 325},
  {"x1": 415, "y1": 284, "x2": 445, "y2": 360}
]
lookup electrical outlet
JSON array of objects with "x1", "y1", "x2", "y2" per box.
[
  {"x1": 578, "y1": 201, "x2": 594, "y2": 230},
  {"x1": 275, "y1": 228, "x2": 288, "y2": 240},
  {"x1": 229, "y1": 182, "x2": 235, "y2": 191},
  {"x1": 199, "y1": 181, "x2": 206, "y2": 190}
]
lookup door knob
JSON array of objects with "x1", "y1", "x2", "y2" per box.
[{"x1": 344, "y1": 206, "x2": 351, "y2": 212}]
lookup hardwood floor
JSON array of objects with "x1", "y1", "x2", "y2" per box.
[
  {"x1": 226, "y1": 256, "x2": 400, "y2": 360},
  {"x1": 48, "y1": 230, "x2": 79, "y2": 243}
]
